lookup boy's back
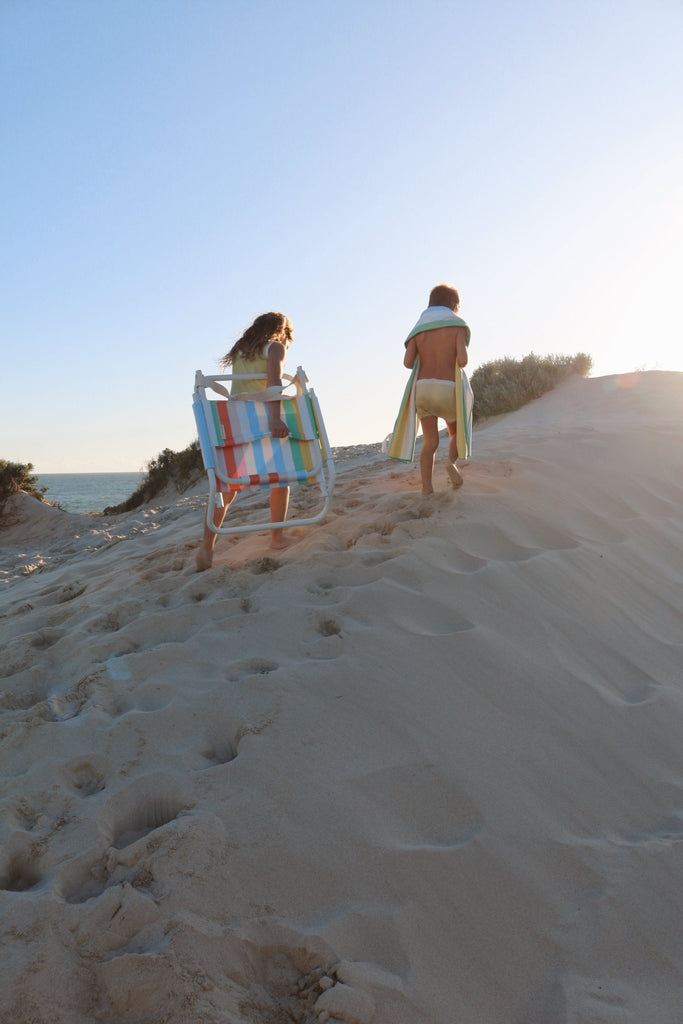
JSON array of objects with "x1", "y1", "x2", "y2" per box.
[{"x1": 409, "y1": 325, "x2": 468, "y2": 381}]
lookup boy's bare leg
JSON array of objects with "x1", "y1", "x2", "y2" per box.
[
  {"x1": 269, "y1": 486, "x2": 291, "y2": 549},
  {"x1": 419, "y1": 417, "x2": 440, "y2": 495},
  {"x1": 446, "y1": 422, "x2": 463, "y2": 489},
  {"x1": 195, "y1": 494, "x2": 235, "y2": 570}
]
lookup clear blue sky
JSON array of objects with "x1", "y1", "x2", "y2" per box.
[{"x1": 3, "y1": 0, "x2": 682, "y2": 473}]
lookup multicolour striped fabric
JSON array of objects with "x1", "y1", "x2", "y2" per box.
[
  {"x1": 404, "y1": 305, "x2": 471, "y2": 348},
  {"x1": 387, "y1": 363, "x2": 419, "y2": 461},
  {"x1": 455, "y1": 365, "x2": 473, "y2": 460},
  {"x1": 200, "y1": 393, "x2": 324, "y2": 490}
]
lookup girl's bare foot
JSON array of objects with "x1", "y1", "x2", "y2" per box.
[
  {"x1": 270, "y1": 532, "x2": 297, "y2": 551},
  {"x1": 195, "y1": 546, "x2": 214, "y2": 571}
]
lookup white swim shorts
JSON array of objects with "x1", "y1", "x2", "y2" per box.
[{"x1": 415, "y1": 379, "x2": 458, "y2": 421}]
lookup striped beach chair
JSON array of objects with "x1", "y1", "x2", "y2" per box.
[{"x1": 192, "y1": 367, "x2": 336, "y2": 535}]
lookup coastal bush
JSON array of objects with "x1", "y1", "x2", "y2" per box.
[
  {"x1": 470, "y1": 352, "x2": 592, "y2": 422},
  {"x1": 104, "y1": 441, "x2": 203, "y2": 514},
  {"x1": 0, "y1": 460, "x2": 46, "y2": 515}
]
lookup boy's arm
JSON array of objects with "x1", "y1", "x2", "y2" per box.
[
  {"x1": 404, "y1": 337, "x2": 417, "y2": 369},
  {"x1": 455, "y1": 327, "x2": 468, "y2": 368},
  {"x1": 266, "y1": 341, "x2": 289, "y2": 437}
]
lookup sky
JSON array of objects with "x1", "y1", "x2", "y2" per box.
[{"x1": 2, "y1": 0, "x2": 682, "y2": 473}]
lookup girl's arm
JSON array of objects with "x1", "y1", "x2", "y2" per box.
[{"x1": 266, "y1": 341, "x2": 289, "y2": 437}]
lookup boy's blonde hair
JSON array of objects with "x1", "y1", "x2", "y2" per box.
[
  {"x1": 429, "y1": 283, "x2": 460, "y2": 311},
  {"x1": 221, "y1": 312, "x2": 293, "y2": 367}
]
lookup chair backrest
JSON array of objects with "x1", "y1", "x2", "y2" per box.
[
  {"x1": 207, "y1": 393, "x2": 325, "y2": 490},
  {"x1": 192, "y1": 368, "x2": 336, "y2": 534},
  {"x1": 193, "y1": 369, "x2": 330, "y2": 492}
]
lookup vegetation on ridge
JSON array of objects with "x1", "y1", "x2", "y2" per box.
[
  {"x1": 470, "y1": 351, "x2": 592, "y2": 422},
  {"x1": 102, "y1": 441, "x2": 204, "y2": 514},
  {"x1": 0, "y1": 460, "x2": 46, "y2": 515}
]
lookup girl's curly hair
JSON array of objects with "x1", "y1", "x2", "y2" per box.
[{"x1": 220, "y1": 312, "x2": 293, "y2": 367}]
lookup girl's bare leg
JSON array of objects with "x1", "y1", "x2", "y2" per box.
[{"x1": 269, "y1": 486, "x2": 290, "y2": 549}]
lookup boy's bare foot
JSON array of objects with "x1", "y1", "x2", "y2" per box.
[
  {"x1": 446, "y1": 463, "x2": 464, "y2": 489},
  {"x1": 421, "y1": 486, "x2": 434, "y2": 496}
]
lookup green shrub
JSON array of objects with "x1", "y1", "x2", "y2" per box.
[
  {"x1": 0, "y1": 460, "x2": 46, "y2": 514},
  {"x1": 104, "y1": 440, "x2": 203, "y2": 514},
  {"x1": 470, "y1": 352, "x2": 592, "y2": 422}
]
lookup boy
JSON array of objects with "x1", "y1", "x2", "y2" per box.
[{"x1": 403, "y1": 283, "x2": 470, "y2": 495}]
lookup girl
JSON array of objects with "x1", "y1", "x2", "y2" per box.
[{"x1": 196, "y1": 311, "x2": 294, "y2": 570}]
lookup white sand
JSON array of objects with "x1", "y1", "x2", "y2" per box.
[{"x1": 1, "y1": 371, "x2": 682, "y2": 1024}]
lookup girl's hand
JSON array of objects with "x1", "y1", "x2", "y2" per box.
[{"x1": 270, "y1": 417, "x2": 290, "y2": 438}]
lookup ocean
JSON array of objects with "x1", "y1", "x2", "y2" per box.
[{"x1": 37, "y1": 473, "x2": 144, "y2": 515}]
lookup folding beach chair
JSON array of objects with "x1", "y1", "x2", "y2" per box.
[{"x1": 192, "y1": 367, "x2": 336, "y2": 535}]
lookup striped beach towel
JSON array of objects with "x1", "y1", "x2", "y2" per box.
[
  {"x1": 197, "y1": 393, "x2": 324, "y2": 490},
  {"x1": 387, "y1": 362, "x2": 419, "y2": 461},
  {"x1": 404, "y1": 305, "x2": 471, "y2": 347},
  {"x1": 455, "y1": 365, "x2": 473, "y2": 460},
  {"x1": 388, "y1": 306, "x2": 473, "y2": 461}
]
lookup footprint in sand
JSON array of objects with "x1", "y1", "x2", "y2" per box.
[
  {"x1": 0, "y1": 670, "x2": 49, "y2": 713},
  {"x1": 30, "y1": 627, "x2": 65, "y2": 651},
  {"x1": 56, "y1": 581, "x2": 87, "y2": 603},
  {"x1": 87, "y1": 610, "x2": 124, "y2": 634},
  {"x1": 98, "y1": 774, "x2": 192, "y2": 851},
  {"x1": 194, "y1": 739, "x2": 239, "y2": 770},
  {"x1": 0, "y1": 830, "x2": 45, "y2": 893},
  {"x1": 0, "y1": 851, "x2": 43, "y2": 893},
  {"x1": 58, "y1": 848, "x2": 111, "y2": 904},
  {"x1": 226, "y1": 658, "x2": 280, "y2": 682},
  {"x1": 2, "y1": 600, "x2": 34, "y2": 618},
  {"x1": 341, "y1": 578, "x2": 474, "y2": 637},
  {"x1": 305, "y1": 578, "x2": 340, "y2": 600},
  {"x1": 450, "y1": 522, "x2": 539, "y2": 562},
  {"x1": 300, "y1": 613, "x2": 344, "y2": 660},
  {"x1": 184, "y1": 721, "x2": 242, "y2": 771},
  {"x1": 360, "y1": 551, "x2": 397, "y2": 568},
  {"x1": 58, "y1": 844, "x2": 158, "y2": 906},
  {"x1": 352, "y1": 763, "x2": 484, "y2": 851},
  {"x1": 139, "y1": 550, "x2": 188, "y2": 581},
  {"x1": 72, "y1": 882, "x2": 160, "y2": 954},
  {"x1": 314, "y1": 614, "x2": 343, "y2": 638},
  {"x1": 62, "y1": 756, "x2": 108, "y2": 797},
  {"x1": 246, "y1": 556, "x2": 282, "y2": 575},
  {"x1": 0, "y1": 634, "x2": 39, "y2": 679}
]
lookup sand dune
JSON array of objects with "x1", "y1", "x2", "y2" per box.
[{"x1": 1, "y1": 371, "x2": 682, "y2": 1023}]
